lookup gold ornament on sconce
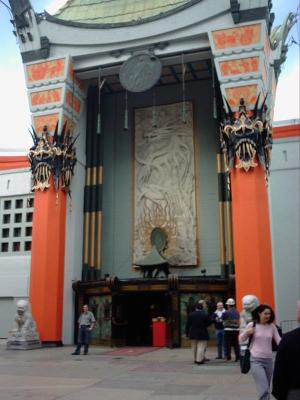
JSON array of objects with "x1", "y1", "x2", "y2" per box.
[
  {"x1": 220, "y1": 96, "x2": 272, "y2": 182},
  {"x1": 28, "y1": 122, "x2": 78, "y2": 194}
]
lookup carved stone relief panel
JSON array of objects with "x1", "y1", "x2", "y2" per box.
[{"x1": 134, "y1": 102, "x2": 198, "y2": 266}]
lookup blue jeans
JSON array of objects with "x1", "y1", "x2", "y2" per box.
[
  {"x1": 75, "y1": 326, "x2": 91, "y2": 354},
  {"x1": 215, "y1": 329, "x2": 224, "y2": 358}
]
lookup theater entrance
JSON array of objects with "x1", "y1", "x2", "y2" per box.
[{"x1": 111, "y1": 292, "x2": 173, "y2": 347}]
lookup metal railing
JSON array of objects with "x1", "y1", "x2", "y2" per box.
[{"x1": 280, "y1": 320, "x2": 300, "y2": 334}]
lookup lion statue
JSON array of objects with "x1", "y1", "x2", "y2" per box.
[
  {"x1": 7, "y1": 300, "x2": 41, "y2": 350},
  {"x1": 11, "y1": 300, "x2": 38, "y2": 340},
  {"x1": 239, "y1": 295, "x2": 260, "y2": 349},
  {"x1": 240, "y1": 295, "x2": 260, "y2": 330}
]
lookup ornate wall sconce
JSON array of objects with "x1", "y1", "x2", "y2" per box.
[
  {"x1": 220, "y1": 97, "x2": 272, "y2": 181},
  {"x1": 28, "y1": 122, "x2": 77, "y2": 194}
]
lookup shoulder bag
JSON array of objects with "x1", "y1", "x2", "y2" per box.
[{"x1": 240, "y1": 322, "x2": 256, "y2": 374}]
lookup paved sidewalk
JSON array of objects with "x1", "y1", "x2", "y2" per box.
[{"x1": 0, "y1": 343, "x2": 275, "y2": 400}]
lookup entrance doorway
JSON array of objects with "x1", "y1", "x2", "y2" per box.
[{"x1": 112, "y1": 292, "x2": 168, "y2": 346}]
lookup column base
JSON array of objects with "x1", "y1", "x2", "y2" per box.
[{"x1": 41, "y1": 341, "x2": 63, "y2": 347}]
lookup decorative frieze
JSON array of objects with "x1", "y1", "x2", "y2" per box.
[
  {"x1": 224, "y1": 82, "x2": 260, "y2": 109},
  {"x1": 211, "y1": 23, "x2": 262, "y2": 54},
  {"x1": 214, "y1": 52, "x2": 268, "y2": 90},
  {"x1": 209, "y1": 21, "x2": 271, "y2": 114},
  {"x1": 24, "y1": 56, "x2": 86, "y2": 136},
  {"x1": 25, "y1": 58, "x2": 66, "y2": 87},
  {"x1": 219, "y1": 56, "x2": 259, "y2": 76}
]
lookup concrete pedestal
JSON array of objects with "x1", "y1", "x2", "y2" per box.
[{"x1": 6, "y1": 338, "x2": 42, "y2": 350}]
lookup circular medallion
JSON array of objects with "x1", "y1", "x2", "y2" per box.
[
  {"x1": 151, "y1": 227, "x2": 167, "y2": 252},
  {"x1": 119, "y1": 53, "x2": 162, "y2": 93}
]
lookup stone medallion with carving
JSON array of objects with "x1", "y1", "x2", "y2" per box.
[{"x1": 119, "y1": 53, "x2": 162, "y2": 92}]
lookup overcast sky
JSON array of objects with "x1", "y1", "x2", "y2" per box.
[{"x1": 0, "y1": 0, "x2": 299, "y2": 151}]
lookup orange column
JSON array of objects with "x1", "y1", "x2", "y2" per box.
[
  {"x1": 29, "y1": 182, "x2": 67, "y2": 344},
  {"x1": 231, "y1": 164, "x2": 275, "y2": 311}
]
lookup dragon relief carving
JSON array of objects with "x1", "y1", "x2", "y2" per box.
[
  {"x1": 28, "y1": 122, "x2": 77, "y2": 193},
  {"x1": 220, "y1": 97, "x2": 272, "y2": 180}
]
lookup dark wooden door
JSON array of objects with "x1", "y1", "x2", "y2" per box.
[{"x1": 166, "y1": 292, "x2": 180, "y2": 348}]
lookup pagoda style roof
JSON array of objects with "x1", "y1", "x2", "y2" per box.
[{"x1": 52, "y1": 0, "x2": 201, "y2": 27}]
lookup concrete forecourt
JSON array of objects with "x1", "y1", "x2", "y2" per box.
[{"x1": 0, "y1": 343, "x2": 266, "y2": 400}]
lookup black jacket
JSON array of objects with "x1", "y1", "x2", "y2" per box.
[
  {"x1": 185, "y1": 309, "x2": 211, "y2": 340},
  {"x1": 272, "y1": 327, "x2": 300, "y2": 400}
]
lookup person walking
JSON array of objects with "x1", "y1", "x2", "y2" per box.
[
  {"x1": 185, "y1": 300, "x2": 211, "y2": 365},
  {"x1": 223, "y1": 298, "x2": 240, "y2": 361},
  {"x1": 72, "y1": 304, "x2": 96, "y2": 355},
  {"x1": 272, "y1": 301, "x2": 300, "y2": 400},
  {"x1": 239, "y1": 304, "x2": 281, "y2": 400},
  {"x1": 212, "y1": 301, "x2": 226, "y2": 359}
]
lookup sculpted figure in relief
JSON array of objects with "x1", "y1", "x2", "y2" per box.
[{"x1": 135, "y1": 103, "x2": 197, "y2": 265}]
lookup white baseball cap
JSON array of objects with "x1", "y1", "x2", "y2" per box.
[{"x1": 226, "y1": 298, "x2": 235, "y2": 306}]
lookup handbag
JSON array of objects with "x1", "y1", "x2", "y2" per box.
[
  {"x1": 240, "y1": 322, "x2": 256, "y2": 374},
  {"x1": 240, "y1": 348, "x2": 251, "y2": 374}
]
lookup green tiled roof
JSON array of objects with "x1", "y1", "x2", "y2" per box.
[{"x1": 54, "y1": 0, "x2": 194, "y2": 25}]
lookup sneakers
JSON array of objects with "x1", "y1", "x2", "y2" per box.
[{"x1": 72, "y1": 352, "x2": 80, "y2": 355}]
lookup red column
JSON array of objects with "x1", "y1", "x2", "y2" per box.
[
  {"x1": 29, "y1": 183, "x2": 67, "y2": 344},
  {"x1": 231, "y1": 164, "x2": 275, "y2": 311}
]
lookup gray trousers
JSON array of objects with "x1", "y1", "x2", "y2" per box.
[{"x1": 251, "y1": 356, "x2": 273, "y2": 400}]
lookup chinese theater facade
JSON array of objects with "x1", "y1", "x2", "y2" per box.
[{"x1": 8, "y1": 0, "x2": 294, "y2": 346}]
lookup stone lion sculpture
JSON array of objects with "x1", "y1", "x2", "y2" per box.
[
  {"x1": 7, "y1": 300, "x2": 41, "y2": 349},
  {"x1": 239, "y1": 295, "x2": 260, "y2": 348},
  {"x1": 240, "y1": 295, "x2": 260, "y2": 330},
  {"x1": 11, "y1": 300, "x2": 38, "y2": 339}
]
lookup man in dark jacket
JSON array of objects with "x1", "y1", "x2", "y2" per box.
[
  {"x1": 272, "y1": 302, "x2": 300, "y2": 400},
  {"x1": 185, "y1": 300, "x2": 211, "y2": 364}
]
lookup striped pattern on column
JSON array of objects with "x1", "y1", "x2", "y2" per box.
[
  {"x1": 217, "y1": 149, "x2": 227, "y2": 278},
  {"x1": 82, "y1": 87, "x2": 103, "y2": 281},
  {"x1": 217, "y1": 145, "x2": 235, "y2": 278},
  {"x1": 223, "y1": 152, "x2": 235, "y2": 275}
]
